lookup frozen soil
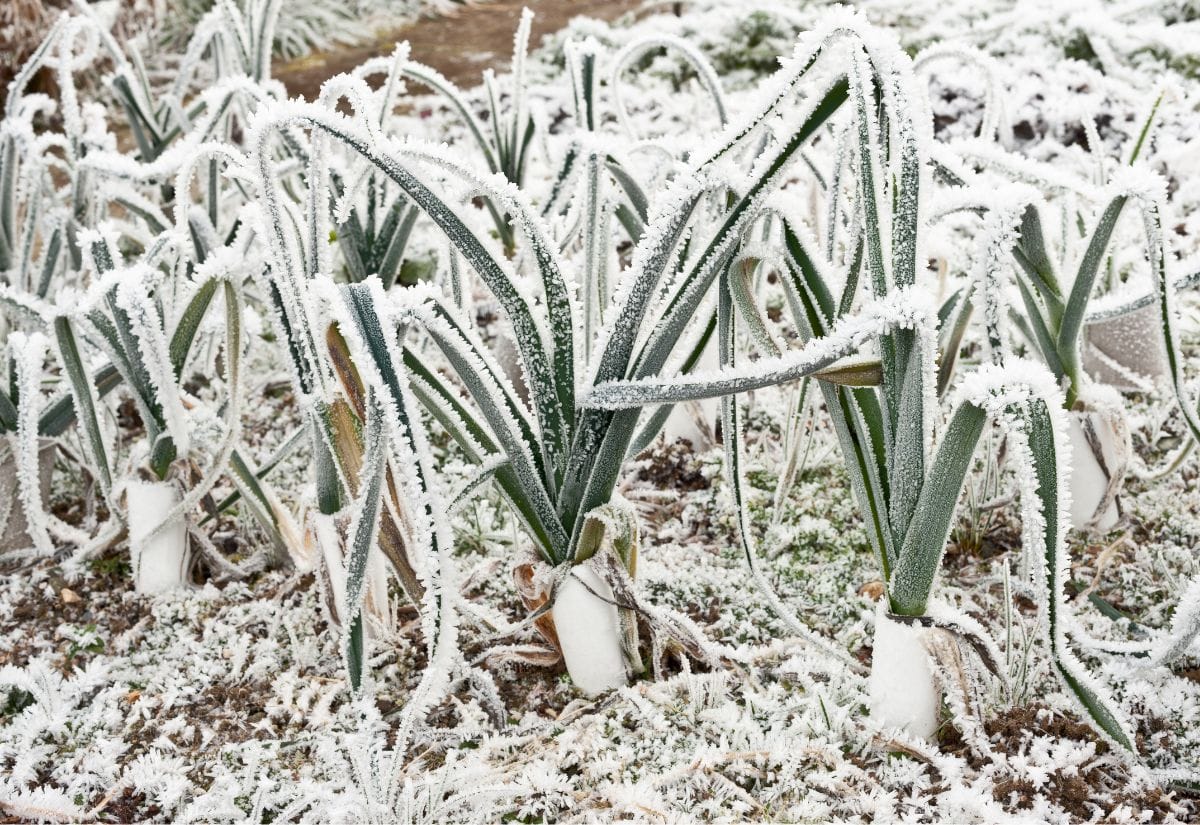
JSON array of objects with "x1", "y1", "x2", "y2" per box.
[
  {"x1": 4, "y1": 0, "x2": 1200, "y2": 821},
  {"x1": 3, "y1": 386, "x2": 1199, "y2": 821},
  {"x1": 273, "y1": 0, "x2": 643, "y2": 98}
]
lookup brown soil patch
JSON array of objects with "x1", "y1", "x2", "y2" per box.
[
  {"x1": 0, "y1": 558, "x2": 151, "y2": 671},
  {"x1": 274, "y1": 0, "x2": 646, "y2": 101},
  {"x1": 636, "y1": 439, "x2": 711, "y2": 493},
  {"x1": 942, "y1": 704, "x2": 1194, "y2": 822}
]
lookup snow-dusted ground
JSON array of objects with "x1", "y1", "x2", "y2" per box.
[
  {"x1": 2, "y1": 0, "x2": 1200, "y2": 821},
  {"x1": 4, "y1": 386, "x2": 1199, "y2": 821}
]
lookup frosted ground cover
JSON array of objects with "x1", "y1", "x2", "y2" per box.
[{"x1": 1, "y1": 0, "x2": 1199, "y2": 821}]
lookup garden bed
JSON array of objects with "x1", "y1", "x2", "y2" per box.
[{"x1": 1, "y1": 0, "x2": 1199, "y2": 821}]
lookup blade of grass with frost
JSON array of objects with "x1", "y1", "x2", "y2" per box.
[
  {"x1": 566, "y1": 39, "x2": 599, "y2": 134},
  {"x1": 1146, "y1": 189, "x2": 1200, "y2": 456},
  {"x1": 936, "y1": 289, "x2": 972, "y2": 397},
  {"x1": 3, "y1": 15, "x2": 68, "y2": 121},
  {"x1": 322, "y1": 296, "x2": 436, "y2": 602},
  {"x1": 388, "y1": 290, "x2": 567, "y2": 561},
  {"x1": 397, "y1": 61, "x2": 498, "y2": 173},
  {"x1": 37, "y1": 364, "x2": 121, "y2": 438},
  {"x1": 582, "y1": 149, "x2": 605, "y2": 352},
  {"x1": 115, "y1": 273, "x2": 193, "y2": 462},
  {"x1": 76, "y1": 236, "x2": 178, "y2": 479},
  {"x1": 8, "y1": 332, "x2": 54, "y2": 556},
  {"x1": 844, "y1": 49, "x2": 926, "y2": 533},
  {"x1": 112, "y1": 75, "x2": 165, "y2": 163},
  {"x1": 134, "y1": 276, "x2": 246, "y2": 548},
  {"x1": 386, "y1": 12, "x2": 535, "y2": 244},
  {"x1": 343, "y1": 390, "x2": 388, "y2": 694},
  {"x1": 168, "y1": 278, "x2": 220, "y2": 379},
  {"x1": 1057, "y1": 194, "x2": 1127, "y2": 408},
  {"x1": 53, "y1": 316, "x2": 112, "y2": 498},
  {"x1": 32, "y1": 224, "x2": 63, "y2": 300},
  {"x1": 448, "y1": 456, "x2": 510, "y2": 516},
  {"x1": 585, "y1": 293, "x2": 930, "y2": 404},
  {"x1": 605, "y1": 158, "x2": 649, "y2": 242},
  {"x1": 218, "y1": 448, "x2": 298, "y2": 556},
  {"x1": 718, "y1": 265, "x2": 862, "y2": 668},
  {"x1": 610, "y1": 34, "x2": 729, "y2": 141},
  {"x1": 330, "y1": 280, "x2": 460, "y2": 717},
  {"x1": 335, "y1": 179, "x2": 420, "y2": 288},
  {"x1": 401, "y1": 345, "x2": 556, "y2": 549},
  {"x1": 204, "y1": 426, "x2": 306, "y2": 519},
  {"x1": 1020, "y1": 395, "x2": 1136, "y2": 751},
  {"x1": 0, "y1": 384, "x2": 15, "y2": 433},
  {"x1": 0, "y1": 136, "x2": 17, "y2": 272},
  {"x1": 782, "y1": 238, "x2": 897, "y2": 578}
]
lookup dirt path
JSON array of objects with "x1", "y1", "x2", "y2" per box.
[{"x1": 273, "y1": 0, "x2": 647, "y2": 100}]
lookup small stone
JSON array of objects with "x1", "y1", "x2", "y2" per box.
[
  {"x1": 60, "y1": 587, "x2": 82, "y2": 604},
  {"x1": 859, "y1": 580, "x2": 885, "y2": 601}
]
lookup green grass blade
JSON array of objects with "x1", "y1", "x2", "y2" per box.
[
  {"x1": 343, "y1": 391, "x2": 388, "y2": 694},
  {"x1": 889, "y1": 402, "x2": 987, "y2": 615},
  {"x1": 169, "y1": 278, "x2": 219, "y2": 379},
  {"x1": 1058, "y1": 195, "x2": 1128, "y2": 405},
  {"x1": 1023, "y1": 398, "x2": 1136, "y2": 752},
  {"x1": 53, "y1": 316, "x2": 113, "y2": 497}
]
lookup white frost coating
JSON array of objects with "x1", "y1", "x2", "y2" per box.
[
  {"x1": 7, "y1": 332, "x2": 54, "y2": 557},
  {"x1": 914, "y1": 44, "x2": 1009, "y2": 143},
  {"x1": 965, "y1": 183, "x2": 1045, "y2": 363},
  {"x1": 609, "y1": 34, "x2": 729, "y2": 141},
  {"x1": 128, "y1": 479, "x2": 190, "y2": 594},
  {"x1": 586, "y1": 287, "x2": 936, "y2": 407},
  {"x1": 1149, "y1": 575, "x2": 1200, "y2": 666},
  {"x1": 1105, "y1": 162, "x2": 1168, "y2": 205},
  {"x1": 868, "y1": 601, "x2": 939, "y2": 740},
  {"x1": 114, "y1": 267, "x2": 192, "y2": 458},
  {"x1": 952, "y1": 138, "x2": 1101, "y2": 198},
  {"x1": 553, "y1": 563, "x2": 628, "y2": 696}
]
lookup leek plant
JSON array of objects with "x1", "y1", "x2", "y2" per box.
[
  {"x1": 0, "y1": 220, "x2": 252, "y2": 590},
  {"x1": 234, "y1": 2, "x2": 879, "y2": 693},
  {"x1": 930, "y1": 103, "x2": 1200, "y2": 530}
]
